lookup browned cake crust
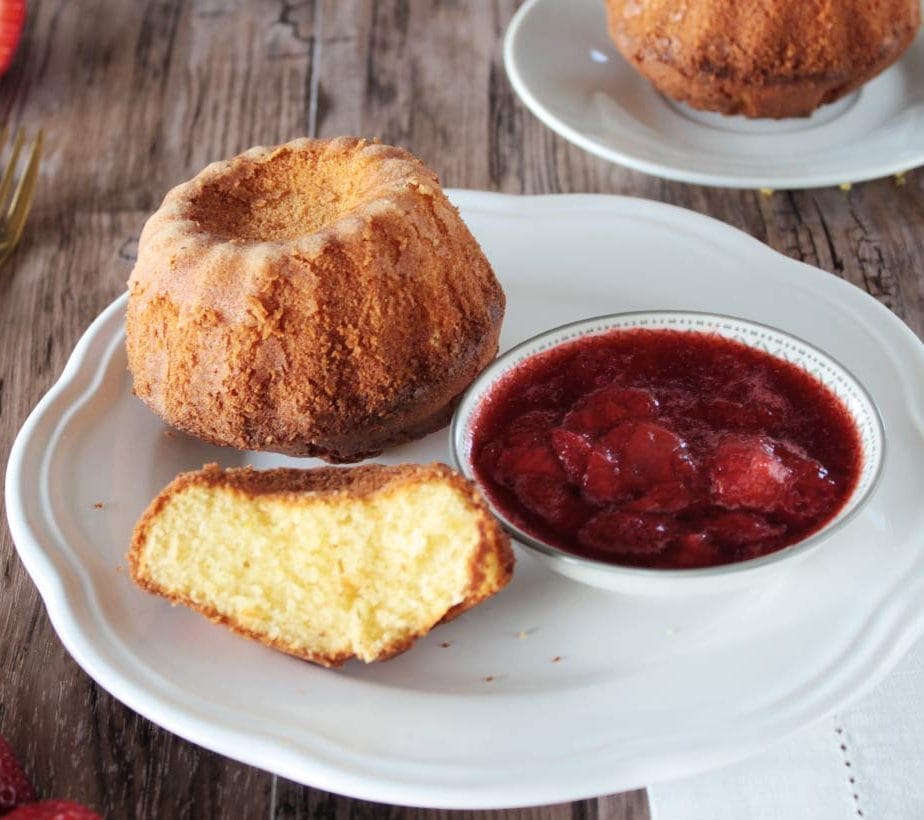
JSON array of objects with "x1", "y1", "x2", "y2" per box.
[
  {"x1": 126, "y1": 138, "x2": 505, "y2": 462},
  {"x1": 128, "y1": 463, "x2": 515, "y2": 668},
  {"x1": 604, "y1": 0, "x2": 921, "y2": 118}
]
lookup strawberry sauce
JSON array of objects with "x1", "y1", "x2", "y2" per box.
[{"x1": 470, "y1": 329, "x2": 862, "y2": 569}]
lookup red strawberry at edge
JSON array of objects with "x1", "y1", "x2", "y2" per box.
[
  {"x1": 0, "y1": 735, "x2": 36, "y2": 816},
  {"x1": 0, "y1": 0, "x2": 25, "y2": 77},
  {"x1": 6, "y1": 801, "x2": 102, "y2": 820}
]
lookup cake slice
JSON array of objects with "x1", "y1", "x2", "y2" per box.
[{"x1": 128, "y1": 463, "x2": 514, "y2": 667}]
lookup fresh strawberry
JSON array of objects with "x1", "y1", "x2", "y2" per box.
[
  {"x1": 0, "y1": 0, "x2": 25, "y2": 77},
  {"x1": 0, "y1": 735, "x2": 36, "y2": 816},
  {"x1": 6, "y1": 801, "x2": 102, "y2": 820}
]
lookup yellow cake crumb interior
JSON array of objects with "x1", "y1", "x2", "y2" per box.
[{"x1": 135, "y1": 482, "x2": 482, "y2": 662}]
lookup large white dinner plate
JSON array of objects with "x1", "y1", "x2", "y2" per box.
[
  {"x1": 505, "y1": 0, "x2": 924, "y2": 189},
  {"x1": 7, "y1": 192, "x2": 924, "y2": 809}
]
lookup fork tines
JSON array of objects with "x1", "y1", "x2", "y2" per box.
[{"x1": 0, "y1": 126, "x2": 43, "y2": 265}]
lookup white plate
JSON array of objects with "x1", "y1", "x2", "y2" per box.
[
  {"x1": 504, "y1": 0, "x2": 924, "y2": 189},
  {"x1": 7, "y1": 192, "x2": 924, "y2": 809}
]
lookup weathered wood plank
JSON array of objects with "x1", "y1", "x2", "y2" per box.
[{"x1": 273, "y1": 791, "x2": 627, "y2": 820}]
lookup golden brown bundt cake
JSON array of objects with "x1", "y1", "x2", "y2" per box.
[
  {"x1": 128, "y1": 463, "x2": 515, "y2": 667},
  {"x1": 126, "y1": 138, "x2": 505, "y2": 462},
  {"x1": 604, "y1": 0, "x2": 921, "y2": 118}
]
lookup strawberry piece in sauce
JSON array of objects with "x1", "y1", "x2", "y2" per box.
[
  {"x1": 562, "y1": 386, "x2": 657, "y2": 434},
  {"x1": 549, "y1": 427, "x2": 593, "y2": 485},
  {"x1": 578, "y1": 511, "x2": 677, "y2": 555},
  {"x1": 708, "y1": 434, "x2": 791, "y2": 511}
]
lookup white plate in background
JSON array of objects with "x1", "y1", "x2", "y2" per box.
[
  {"x1": 6, "y1": 192, "x2": 924, "y2": 808},
  {"x1": 504, "y1": 0, "x2": 924, "y2": 189}
]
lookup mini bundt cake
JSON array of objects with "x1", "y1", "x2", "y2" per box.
[
  {"x1": 604, "y1": 0, "x2": 921, "y2": 118},
  {"x1": 126, "y1": 138, "x2": 505, "y2": 462},
  {"x1": 128, "y1": 463, "x2": 515, "y2": 667}
]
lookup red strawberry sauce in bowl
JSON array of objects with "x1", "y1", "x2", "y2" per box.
[{"x1": 450, "y1": 312, "x2": 884, "y2": 594}]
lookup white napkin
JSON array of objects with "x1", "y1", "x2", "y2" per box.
[{"x1": 648, "y1": 637, "x2": 924, "y2": 820}]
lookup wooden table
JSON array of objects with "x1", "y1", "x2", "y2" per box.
[{"x1": 1, "y1": 2, "x2": 921, "y2": 818}]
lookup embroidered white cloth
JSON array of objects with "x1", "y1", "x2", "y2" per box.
[{"x1": 648, "y1": 637, "x2": 924, "y2": 820}]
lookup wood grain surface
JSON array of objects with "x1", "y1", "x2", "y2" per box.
[{"x1": 0, "y1": 1, "x2": 921, "y2": 818}]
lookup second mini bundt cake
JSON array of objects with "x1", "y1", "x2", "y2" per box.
[
  {"x1": 126, "y1": 138, "x2": 505, "y2": 462},
  {"x1": 604, "y1": 0, "x2": 921, "y2": 118}
]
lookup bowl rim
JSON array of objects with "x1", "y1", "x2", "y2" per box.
[{"x1": 449, "y1": 309, "x2": 887, "y2": 582}]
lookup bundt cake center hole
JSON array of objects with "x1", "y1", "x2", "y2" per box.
[{"x1": 188, "y1": 149, "x2": 365, "y2": 242}]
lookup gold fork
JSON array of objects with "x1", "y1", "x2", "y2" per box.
[{"x1": 0, "y1": 127, "x2": 43, "y2": 266}]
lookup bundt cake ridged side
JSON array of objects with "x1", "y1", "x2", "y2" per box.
[{"x1": 126, "y1": 138, "x2": 505, "y2": 461}]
